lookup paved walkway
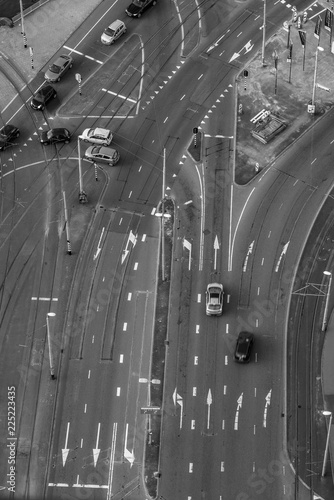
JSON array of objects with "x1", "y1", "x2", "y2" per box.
[{"x1": 0, "y1": 0, "x2": 103, "y2": 112}]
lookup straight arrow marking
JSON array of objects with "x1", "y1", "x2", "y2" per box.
[
  {"x1": 93, "y1": 423, "x2": 101, "y2": 467},
  {"x1": 62, "y1": 422, "x2": 70, "y2": 467}
]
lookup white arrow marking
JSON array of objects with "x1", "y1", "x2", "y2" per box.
[
  {"x1": 263, "y1": 389, "x2": 272, "y2": 427},
  {"x1": 214, "y1": 235, "x2": 220, "y2": 270},
  {"x1": 229, "y1": 40, "x2": 253, "y2": 62},
  {"x1": 172, "y1": 388, "x2": 184, "y2": 428},
  {"x1": 275, "y1": 241, "x2": 290, "y2": 272},
  {"x1": 265, "y1": 389, "x2": 272, "y2": 406},
  {"x1": 124, "y1": 423, "x2": 135, "y2": 467},
  {"x1": 93, "y1": 227, "x2": 105, "y2": 260},
  {"x1": 183, "y1": 238, "x2": 192, "y2": 271},
  {"x1": 237, "y1": 393, "x2": 243, "y2": 409},
  {"x1": 93, "y1": 423, "x2": 101, "y2": 467},
  {"x1": 207, "y1": 389, "x2": 213, "y2": 429},
  {"x1": 62, "y1": 422, "x2": 70, "y2": 467},
  {"x1": 121, "y1": 230, "x2": 137, "y2": 264},
  {"x1": 229, "y1": 52, "x2": 240, "y2": 63}
]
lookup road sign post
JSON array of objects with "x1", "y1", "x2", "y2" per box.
[{"x1": 75, "y1": 73, "x2": 82, "y2": 95}]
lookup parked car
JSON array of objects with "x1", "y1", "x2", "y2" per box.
[
  {"x1": 205, "y1": 283, "x2": 224, "y2": 316},
  {"x1": 0, "y1": 125, "x2": 20, "y2": 151},
  {"x1": 79, "y1": 128, "x2": 113, "y2": 146},
  {"x1": 84, "y1": 146, "x2": 120, "y2": 166},
  {"x1": 30, "y1": 85, "x2": 57, "y2": 110},
  {"x1": 44, "y1": 54, "x2": 73, "y2": 82},
  {"x1": 125, "y1": 0, "x2": 156, "y2": 17},
  {"x1": 234, "y1": 332, "x2": 254, "y2": 363},
  {"x1": 101, "y1": 20, "x2": 126, "y2": 45},
  {"x1": 40, "y1": 128, "x2": 71, "y2": 145}
]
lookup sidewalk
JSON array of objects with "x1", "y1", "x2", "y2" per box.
[
  {"x1": 322, "y1": 311, "x2": 334, "y2": 482},
  {"x1": 0, "y1": 0, "x2": 103, "y2": 112}
]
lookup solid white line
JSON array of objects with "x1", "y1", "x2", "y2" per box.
[
  {"x1": 31, "y1": 297, "x2": 58, "y2": 301},
  {"x1": 63, "y1": 45, "x2": 103, "y2": 64},
  {"x1": 228, "y1": 184, "x2": 233, "y2": 271},
  {"x1": 136, "y1": 35, "x2": 145, "y2": 115},
  {"x1": 102, "y1": 88, "x2": 137, "y2": 103},
  {"x1": 230, "y1": 187, "x2": 255, "y2": 271},
  {"x1": 107, "y1": 423, "x2": 117, "y2": 500}
]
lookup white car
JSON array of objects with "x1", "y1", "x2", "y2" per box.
[
  {"x1": 101, "y1": 20, "x2": 126, "y2": 45},
  {"x1": 79, "y1": 128, "x2": 113, "y2": 146},
  {"x1": 205, "y1": 283, "x2": 224, "y2": 316}
]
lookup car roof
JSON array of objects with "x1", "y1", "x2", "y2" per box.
[
  {"x1": 0, "y1": 124, "x2": 17, "y2": 134},
  {"x1": 38, "y1": 85, "x2": 54, "y2": 95},
  {"x1": 207, "y1": 283, "x2": 223, "y2": 291},
  {"x1": 108, "y1": 19, "x2": 124, "y2": 29},
  {"x1": 93, "y1": 128, "x2": 110, "y2": 137},
  {"x1": 92, "y1": 146, "x2": 116, "y2": 154}
]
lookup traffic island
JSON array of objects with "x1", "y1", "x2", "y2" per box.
[
  {"x1": 144, "y1": 198, "x2": 174, "y2": 498},
  {"x1": 187, "y1": 129, "x2": 202, "y2": 162},
  {"x1": 235, "y1": 10, "x2": 334, "y2": 185}
]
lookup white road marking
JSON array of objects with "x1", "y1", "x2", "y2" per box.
[
  {"x1": 31, "y1": 297, "x2": 58, "y2": 301},
  {"x1": 164, "y1": 116, "x2": 168, "y2": 123},
  {"x1": 141, "y1": 234, "x2": 146, "y2": 242},
  {"x1": 196, "y1": 325, "x2": 200, "y2": 334},
  {"x1": 63, "y1": 45, "x2": 103, "y2": 64},
  {"x1": 123, "y1": 323, "x2": 127, "y2": 331},
  {"x1": 189, "y1": 463, "x2": 193, "y2": 473},
  {"x1": 88, "y1": 370, "x2": 91, "y2": 379},
  {"x1": 127, "y1": 293, "x2": 132, "y2": 301},
  {"x1": 120, "y1": 354, "x2": 124, "y2": 363},
  {"x1": 102, "y1": 88, "x2": 137, "y2": 103},
  {"x1": 128, "y1": 191, "x2": 132, "y2": 198},
  {"x1": 134, "y1": 262, "x2": 138, "y2": 270},
  {"x1": 193, "y1": 387, "x2": 197, "y2": 396},
  {"x1": 197, "y1": 294, "x2": 201, "y2": 302},
  {"x1": 225, "y1": 355, "x2": 228, "y2": 365},
  {"x1": 116, "y1": 387, "x2": 121, "y2": 396},
  {"x1": 180, "y1": 94, "x2": 186, "y2": 100},
  {"x1": 194, "y1": 356, "x2": 198, "y2": 365},
  {"x1": 84, "y1": 404, "x2": 87, "y2": 413},
  {"x1": 191, "y1": 420, "x2": 195, "y2": 429}
]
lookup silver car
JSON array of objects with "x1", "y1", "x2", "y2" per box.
[
  {"x1": 45, "y1": 54, "x2": 73, "y2": 82},
  {"x1": 84, "y1": 146, "x2": 120, "y2": 166},
  {"x1": 205, "y1": 283, "x2": 224, "y2": 316}
]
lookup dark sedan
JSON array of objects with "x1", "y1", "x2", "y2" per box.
[
  {"x1": 0, "y1": 125, "x2": 20, "y2": 151},
  {"x1": 31, "y1": 85, "x2": 57, "y2": 110},
  {"x1": 234, "y1": 332, "x2": 254, "y2": 363},
  {"x1": 40, "y1": 128, "x2": 71, "y2": 145}
]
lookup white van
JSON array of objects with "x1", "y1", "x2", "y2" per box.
[{"x1": 101, "y1": 20, "x2": 126, "y2": 45}]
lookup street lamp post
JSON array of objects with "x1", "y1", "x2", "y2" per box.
[
  {"x1": 310, "y1": 46, "x2": 324, "y2": 113},
  {"x1": 46, "y1": 313, "x2": 56, "y2": 379},
  {"x1": 322, "y1": 271, "x2": 332, "y2": 331},
  {"x1": 321, "y1": 410, "x2": 333, "y2": 477},
  {"x1": 19, "y1": 0, "x2": 27, "y2": 48},
  {"x1": 77, "y1": 137, "x2": 88, "y2": 204},
  {"x1": 261, "y1": 0, "x2": 267, "y2": 66},
  {"x1": 272, "y1": 50, "x2": 279, "y2": 95}
]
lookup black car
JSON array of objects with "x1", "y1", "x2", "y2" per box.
[
  {"x1": 0, "y1": 125, "x2": 20, "y2": 151},
  {"x1": 234, "y1": 332, "x2": 254, "y2": 363},
  {"x1": 125, "y1": 0, "x2": 156, "y2": 17},
  {"x1": 40, "y1": 128, "x2": 71, "y2": 145},
  {"x1": 31, "y1": 85, "x2": 57, "y2": 110}
]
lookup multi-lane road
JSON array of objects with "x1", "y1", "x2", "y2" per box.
[{"x1": 1, "y1": 0, "x2": 334, "y2": 499}]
